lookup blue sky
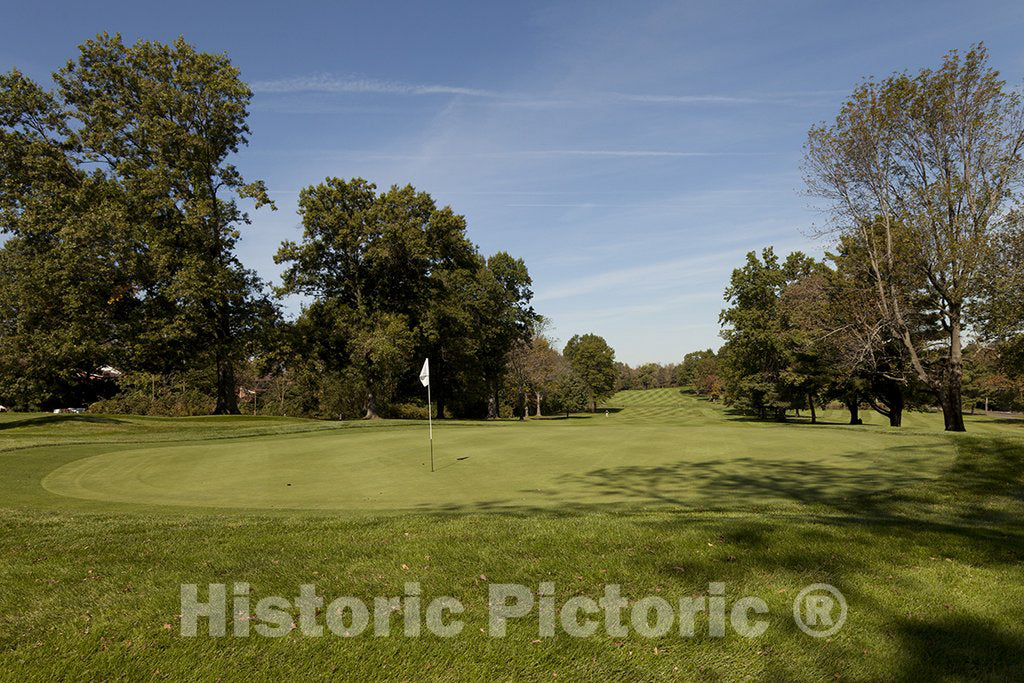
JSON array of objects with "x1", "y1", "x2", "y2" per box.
[{"x1": 4, "y1": 1, "x2": 1024, "y2": 364}]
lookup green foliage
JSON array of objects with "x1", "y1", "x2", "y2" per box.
[
  {"x1": 88, "y1": 370, "x2": 216, "y2": 416},
  {"x1": 612, "y1": 362, "x2": 678, "y2": 392},
  {"x1": 805, "y1": 44, "x2": 1024, "y2": 431},
  {"x1": 473, "y1": 252, "x2": 536, "y2": 417},
  {"x1": 275, "y1": 178, "x2": 535, "y2": 419},
  {"x1": 0, "y1": 70, "x2": 135, "y2": 409},
  {"x1": 563, "y1": 333, "x2": 617, "y2": 412},
  {"x1": 58, "y1": 34, "x2": 276, "y2": 414},
  {"x1": 962, "y1": 342, "x2": 1024, "y2": 412},
  {"x1": 676, "y1": 350, "x2": 721, "y2": 397},
  {"x1": 977, "y1": 214, "x2": 1024, "y2": 345},
  {"x1": 0, "y1": 34, "x2": 276, "y2": 414},
  {"x1": 513, "y1": 333, "x2": 565, "y2": 417},
  {"x1": 718, "y1": 249, "x2": 805, "y2": 419},
  {"x1": 544, "y1": 368, "x2": 589, "y2": 416}
]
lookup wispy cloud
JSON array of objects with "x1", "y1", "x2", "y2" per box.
[
  {"x1": 607, "y1": 89, "x2": 848, "y2": 106},
  {"x1": 610, "y1": 93, "x2": 763, "y2": 105},
  {"x1": 251, "y1": 74, "x2": 841, "y2": 110},
  {"x1": 505, "y1": 201, "x2": 784, "y2": 209},
  {"x1": 513, "y1": 149, "x2": 775, "y2": 158},
  {"x1": 251, "y1": 74, "x2": 500, "y2": 98},
  {"x1": 247, "y1": 148, "x2": 775, "y2": 161},
  {"x1": 577, "y1": 292, "x2": 723, "y2": 321},
  {"x1": 534, "y1": 229, "x2": 815, "y2": 304},
  {"x1": 534, "y1": 252, "x2": 736, "y2": 303}
]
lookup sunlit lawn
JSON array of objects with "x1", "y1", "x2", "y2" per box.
[{"x1": 1, "y1": 390, "x2": 1022, "y2": 680}]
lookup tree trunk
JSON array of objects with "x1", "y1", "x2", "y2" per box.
[
  {"x1": 535, "y1": 390, "x2": 542, "y2": 417},
  {"x1": 941, "y1": 315, "x2": 967, "y2": 432},
  {"x1": 887, "y1": 384, "x2": 903, "y2": 427},
  {"x1": 808, "y1": 393, "x2": 816, "y2": 424},
  {"x1": 364, "y1": 391, "x2": 379, "y2": 419},
  {"x1": 487, "y1": 391, "x2": 498, "y2": 419},
  {"x1": 940, "y1": 383, "x2": 966, "y2": 432},
  {"x1": 846, "y1": 398, "x2": 861, "y2": 425},
  {"x1": 213, "y1": 356, "x2": 239, "y2": 414},
  {"x1": 868, "y1": 379, "x2": 904, "y2": 427},
  {"x1": 209, "y1": 186, "x2": 239, "y2": 416}
]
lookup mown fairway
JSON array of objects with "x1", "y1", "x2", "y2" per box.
[
  {"x1": 2, "y1": 390, "x2": 1024, "y2": 680},
  {"x1": 32, "y1": 390, "x2": 956, "y2": 512}
]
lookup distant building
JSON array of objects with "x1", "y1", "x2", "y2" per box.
[{"x1": 81, "y1": 366, "x2": 123, "y2": 381}]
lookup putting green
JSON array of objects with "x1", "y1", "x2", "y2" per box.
[{"x1": 38, "y1": 390, "x2": 960, "y2": 511}]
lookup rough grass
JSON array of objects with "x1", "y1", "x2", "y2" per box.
[{"x1": 1, "y1": 390, "x2": 1023, "y2": 681}]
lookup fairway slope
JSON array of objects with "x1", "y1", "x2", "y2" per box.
[
  {"x1": 25, "y1": 390, "x2": 974, "y2": 513},
  {"x1": 2, "y1": 390, "x2": 1024, "y2": 681}
]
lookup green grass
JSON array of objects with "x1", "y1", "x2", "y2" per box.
[
  {"x1": 2, "y1": 389, "x2": 1023, "y2": 680},
  {"x1": 7, "y1": 392, "x2": 962, "y2": 512}
]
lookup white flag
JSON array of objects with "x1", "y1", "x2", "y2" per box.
[{"x1": 419, "y1": 358, "x2": 430, "y2": 387}]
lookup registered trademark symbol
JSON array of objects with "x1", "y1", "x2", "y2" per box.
[{"x1": 793, "y1": 583, "x2": 847, "y2": 638}]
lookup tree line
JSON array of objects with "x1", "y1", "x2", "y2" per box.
[
  {"x1": 714, "y1": 45, "x2": 1024, "y2": 432},
  {"x1": 0, "y1": 34, "x2": 627, "y2": 420},
  {"x1": 10, "y1": 38, "x2": 1017, "y2": 428}
]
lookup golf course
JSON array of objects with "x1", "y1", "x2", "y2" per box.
[
  {"x1": 3, "y1": 389, "x2": 1023, "y2": 680},
  {"x1": 7, "y1": 7, "x2": 1024, "y2": 680}
]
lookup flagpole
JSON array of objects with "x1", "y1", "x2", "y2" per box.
[
  {"x1": 420, "y1": 358, "x2": 434, "y2": 473},
  {"x1": 427, "y1": 380, "x2": 434, "y2": 473}
]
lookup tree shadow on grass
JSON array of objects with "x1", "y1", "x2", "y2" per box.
[
  {"x1": 398, "y1": 434, "x2": 1024, "y2": 679},
  {"x1": 943, "y1": 436, "x2": 1024, "y2": 495},
  {"x1": 984, "y1": 417, "x2": 1024, "y2": 426},
  {"x1": 533, "y1": 415, "x2": 597, "y2": 421},
  {"x1": 0, "y1": 414, "x2": 128, "y2": 431},
  {"x1": 549, "y1": 442, "x2": 946, "y2": 510},
  {"x1": 893, "y1": 614, "x2": 1024, "y2": 680},
  {"x1": 750, "y1": 599, "x2": 1024, "y2": 680},
  {"x1": 407, "y1": 436, "x2": 1024, "y2": 525},
  {"x1": 719, "y1": 410, "x2": 857, "y2": 427},
  {"x1": 401, "y1": 435, "x2": 1024, "y2": 588}
]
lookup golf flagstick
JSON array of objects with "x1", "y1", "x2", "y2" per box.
[{"x1": 419, "y1": 358, "x2": 433, "y2": 472}]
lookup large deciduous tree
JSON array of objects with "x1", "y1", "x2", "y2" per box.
[
  {"x1": 977, "y1": 214, "x2": 1024, "y2": 350},
  {"x1": 823, "y1": 233, "x2": 933, "y2": 426},
  {"x1": 1, "y1": 34, "x2": 275, "y2": 413},
  {"x1": 275, "y1": 177, "x2": 532, "y2": 419},
  {"x1": 805, "y1": 44, "x2": 1024, "y2": 431},
  {"x1": 563, "y1": 333, "x2": 617, "y2": 412},
  {"x1": 55, "y1": 34, "x2": 276, "y2": 414},
  {"x1": 475, "y1": 252, "x2": 535, "y2": 418},
  {"x1": 546, "y1": 368, "x2": 589, "y2": 418},
  {"x1": 508, "y1": 330, "x2": 565, "y2": 418},
  {"x1": 277, "y1": 179, "x2": 461, "y2": 418},
  {"x1": 676, "y1": 349, "x2": 722, "y2": 398},
  {"x1": 0, "y1": 70, "x2": 134, "y2": 408},
  {"x1": 718, "y1": 248, "x2": 818, "y2": 420}
]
